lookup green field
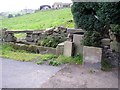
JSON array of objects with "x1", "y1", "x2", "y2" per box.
[{"x1": 2, "y1": 8, "x2": 74, "y2": 30}]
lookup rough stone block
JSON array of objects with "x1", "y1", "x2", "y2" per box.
[
  {"x1": 83, "y1": 46, "x2": 102, "y2": 63},
  {"x1": 56, "y1": 42, "x2": 64, "y2": 56},
  {"x1": 110, "y1": 41, "x2": 120, "y2": 53},
  {"x1": 101, "y1": 38, "x2": 110, "y2": 46},
  {"x1": 73, "y1": 34, "x2": 84, "y2": 55},
  {"x1": 83, "y1": 46, "x2": 102, "y2": 69},
  {"x1": 64, "y1": 41, "x2": 73, "y2": 57},
  {"x1": 25, "y1": 33, "x2": 34, "y2": 42},
  {"x1": 67, "y1": 28, "x2": 84, "y2": 34},
  {"x1": 5, "y1": 33, "x2": 16, "y2": 42}
]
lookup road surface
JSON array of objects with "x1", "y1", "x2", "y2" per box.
[{"x1": 0, "y1": 58, "x2": 62, "y2": 88}]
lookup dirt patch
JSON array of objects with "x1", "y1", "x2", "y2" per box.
[{"x1": 41, "y1": 64, "x2": 118, "y2": 88}]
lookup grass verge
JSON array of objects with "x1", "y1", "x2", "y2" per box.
[
  {"x1": 1, "y1": 43, "x2": 56, "y2": 62},
  {"x1": 1, "y1": 43, "x2": 83, "y2": 66}
]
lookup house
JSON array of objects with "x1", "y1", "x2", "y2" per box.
[
  {"x1": 0, "y1": 12, "x2": 9, "y2": 17},
  {"x1": 20, "y1": 9, "x2": 35, "y2": 14},
  {"x1": 52, "y1": 2, "x2": 72, "y2": 9}
]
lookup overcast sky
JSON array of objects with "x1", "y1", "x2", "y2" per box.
[{"x1": 0, "y1": 0, "x2": 72, "y2": 12}]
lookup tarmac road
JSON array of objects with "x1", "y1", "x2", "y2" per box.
[{"x1": 0, "y1": 58, "x2": 62, "y2": 88}]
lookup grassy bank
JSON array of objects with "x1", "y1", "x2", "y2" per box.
[
  {"x1": 0, "y1": 43, "x2": 56, "y2": 62},
  {"x1": 2, "y1": 8, "x2": 74, "y2": 30},
  {"x1": 0, "y1": 43, "x2": 83, "y2": 65}
]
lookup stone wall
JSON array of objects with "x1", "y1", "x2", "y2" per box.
[
  {"x1": 10, "y1": 43, "x2": 56, "y2": 55},
  {"x1": 101, "y1": 33, "x2": 120, "y2": 68}
]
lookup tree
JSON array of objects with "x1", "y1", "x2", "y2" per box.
[
  {"x1": 15, "y1": 13, "x2": 21, "y2": 17},
  {"x1": 71, "y1": 2, "x2": 120, "y2": 46},
  {"x1": 8, "y1": 14, "x2": 13, "y2": 18}
]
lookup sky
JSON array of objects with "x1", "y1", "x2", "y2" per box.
[{"x1": 0, "y1": 0, "x2": 72, "y2": 12}]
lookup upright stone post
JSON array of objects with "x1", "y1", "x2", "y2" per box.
[
  {"x1": 56, "y1": 42, "x2": 64, "y2": 56},
  {"x1": 64, "y1": 41, "x2": 73, "y2": 57},
  {"x1": 73, "y1": 34, "x2": 84, "y2": 55}
]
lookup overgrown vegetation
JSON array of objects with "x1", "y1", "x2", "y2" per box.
[
  {"x1": 1, "y1": 43, "x2": 41, "y2": 61},
  {"x1": 1, "y1": 43, "x2": 56, "y2": 62},
  {"x1": 48, "y1": 55, "x2": 83, "y2": 66},
  {"x1": 83, "y1": 31, "x2": 101, "y2": 47},
  {"x1": 71, "y1": 2, "x2": 120, "y2": 46},
  {"x1": 2, "y1": 8, "x2": 74, "y2": 30},
  {"x1": 57, "y1": 55, "x2": 83, "y2": 64},
  {"x1": 111, "y1": 24, "x2": 120, "y2": 42},
  {"x1": 37, "y1": 35, "x2": 66, "y2": 48},
  {"x1": 101, "y1": 59, "x2": 112, "y2": 71},
  {"x1": 49, "y1": 60, "x2": 62, "y2": 66},
  {"x1": 1, "y1": 43, "x2": 83, "y2": 66},
  {"x1": 71, "y1": 2, "x2": 120, "y2": 70}
]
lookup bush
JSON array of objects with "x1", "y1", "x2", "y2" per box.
[
  {"x1": 71, "y1": 2, "x2": 120, "y2": 46},
  {"x1": 37, "y1": 36, "x2": 64, "y2": 48},
  {"x1": 111, "y1": 24, "x2": 120, "y2": 35},
  {"x1": 8, "y1": 14, "x2": 13, "y2": 18},
  {"x1": 83, "y1": 31, "x2": 102, "y2": 47}
]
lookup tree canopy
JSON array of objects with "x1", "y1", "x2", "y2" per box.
[{"x1": 71, "y1": 2, "x2": 120, "y2": 46}]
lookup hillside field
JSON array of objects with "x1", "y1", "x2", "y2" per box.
[{"x1": 2, "y1": 8, "x2": 74, "y2": 30}]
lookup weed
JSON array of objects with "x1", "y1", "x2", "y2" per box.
[
  {"x1": 49, "y1": 60, "x2": 61, "y2": 66},
  {"x1": 36, "y1": 61, "x2": 44, "y2": 65},
  {"x1": 101, "y1": 59, "x2": 112, "y2": 71},
  {"x1": 56, "y1": 55, "x2": 83, "y2": 65}
]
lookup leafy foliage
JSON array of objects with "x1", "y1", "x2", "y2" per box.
[
  {"x1": 71, "y1": 2, "x2": 120, "y2": 46},
  {"x1": 37, "y1": 35, "x2": 64, "y2": 48},
  {"x1": 8, "y1": 14, "x2": 13, "y2": 18},
  {"x1": 111, "y1": 24, "x2": 120, "y2": 35},
  {"x1": 111, "y1": 24, "x2": 120, "y2": 42},
  {"x1": 56, "y1": 55, "x2": 83, "y2": 64},
  {"x1": 83, "y1": 31, "x2": 102, "y2": 47},
  {"x1": 101, "y1": 59, "x2": 112, "y2": 71},
  {"x1": 49, "y1": 60, "x2": 61, "y2": 66}
]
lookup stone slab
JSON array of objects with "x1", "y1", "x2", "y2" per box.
[
  {"x1": 83, "y1": 46, "x2": 102, "y2": 63},
  {"x1": 64, "y1": 41, "x2": 73, "y2": 57},
  {"x1": 101, "y1": 38, "x2": 110, "y2": 46},
  {"x1": 5, "y1": 30, "x2": 33, "y2": 33},
  {"x1": 83, "y1": 46, "x2": 102, "y2": 69},
  {"x1": 56, "y1": 42, "x2": 64, "y2": 56},
  {"x1": 110, "y1": 41, "x2": 120, "y2": 53},
  {"x1": 73, "y1": 34, "x2": 84, "y2": 55},
  {"x1": 67, "y1": 28, "x2": 84, "y2": 34}
]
